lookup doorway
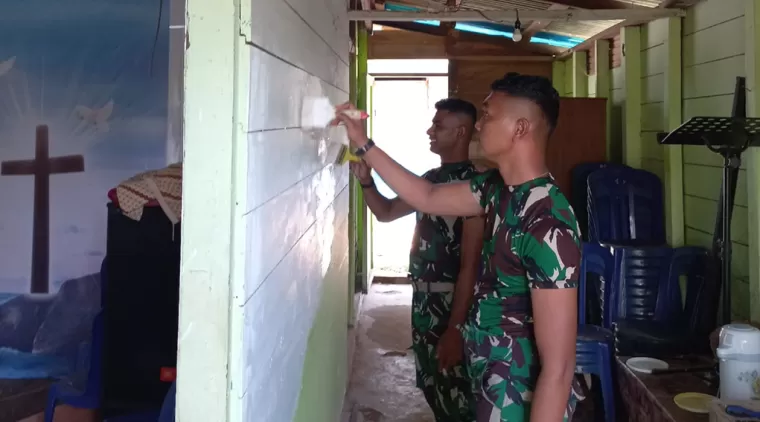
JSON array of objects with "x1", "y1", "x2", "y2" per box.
[{"x1": 368, "y1": 74, "x2": 448, "y2": 275}]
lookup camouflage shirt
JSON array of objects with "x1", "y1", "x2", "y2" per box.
[
  {"x1": 408, "y1": 161, "x2": 478, "y2": 283},
  {"x1": 468, "y1": 170, "x2": 581, "y2": 337}
]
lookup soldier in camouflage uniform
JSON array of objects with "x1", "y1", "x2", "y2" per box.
[
  {"x1": 351, "y1": 98, "x2": 484, "y2": 421},
  {"x1": 335, "y1": 73, "x2": 583, "y2": 422}
]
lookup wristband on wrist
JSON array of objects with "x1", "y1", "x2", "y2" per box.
[
  {"x1": 354, "y1": 138, "x2": 376, "y2": 157},
  {"x1": 360, "y1": 179, "x2": 375, "y2": 189}
]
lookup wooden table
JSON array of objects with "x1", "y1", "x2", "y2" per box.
[
  {"x1": 0, "y1": 379, "x2": 50, "y2": 421},
  {"x1": 616, "y1": 356, "x2": 718, "y2": 422}
]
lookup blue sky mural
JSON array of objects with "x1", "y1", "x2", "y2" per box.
[{"x1": 0, "y1": 0, "x2": 170, "y2": 292}]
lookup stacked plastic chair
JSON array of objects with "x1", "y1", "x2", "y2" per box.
[
  {"x1": 610, "y1": 246, "x2": 712, "y2": 357},
  {"x1": 573, "y1": 163, "x2": 712, "y2": 421},
  {"x1": 570, "y1": 162, "x2": 631, "y2": 242},
  {"x1": 576, "y1": 243, "x2": 617, "y2": 422},
  {"x1": 586, "y1": 166, "x2": 666, "y2": 246}
]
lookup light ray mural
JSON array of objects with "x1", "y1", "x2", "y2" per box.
[
  {"x1": 0, "y1": 0, "x2": 170, "y2": 294},
  {"x1": 0, "y1": 0, "x2": 170, "y2": 376}
]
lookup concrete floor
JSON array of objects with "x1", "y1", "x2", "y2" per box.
[
  {"x1": 343, "y1": 284, "x2": 434, "y2": 422},
  {"x1": 342, "y1": 283, "x2": 597, "y2": 422}
]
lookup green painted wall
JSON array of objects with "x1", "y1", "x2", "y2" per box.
[
  {"x1": 293, "y1": 245, "x2": 350, "y2": 422},
  {"x1": 640, "y1": 19, "x2": 668, "y2": 181},
  {"x1": 609, "y1": 64, "x2": 625, "y2": 163},
  {"x1": 564, "y1": 58, "x2": 574, "y2": 97},
  {"x1": 680, "y1": 0, "x2": 750, "y2": 320},
  {"x1": 597, "y1": 0, "x2": 751, "y2": 320}
]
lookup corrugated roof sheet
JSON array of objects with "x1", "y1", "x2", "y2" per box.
[{"x1": 389, "y1": 0, "x2": 691, "y2": 41}]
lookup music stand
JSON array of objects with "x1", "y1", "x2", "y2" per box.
[{"x1": 658, "y1": 77, "x2": 760, "y2": 326}]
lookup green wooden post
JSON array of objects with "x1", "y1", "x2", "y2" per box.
[
  {"x1": 745, "y1": 1, "x2": 760, "y2": 323},
  {"x1": 552, "y1": 60, "x2": 565, "y2": 96},
  {"x1": 622, "y1": 26, "x2": 642, "y2": 169},
  {"x1": 594, "y1": 39, "x2": 612, "y2": 158},
  {"x1": 564, "y1": 59, "x2": 573, "y2": 97},
  {"x1": 356, "y1": 26, "x2": 369, "y2": 293},
  {"x1": 572, "y1": 51, "x2": 588, "y2": 98},
  {"x1": 663, "y1": 17, "x2": 685, "y2": 247}
]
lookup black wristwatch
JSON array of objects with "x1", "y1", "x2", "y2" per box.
[
  {"x1": 360, "y1": 179, "x2": 375, "y2": 189},
  {"x1": 354, "y1": 138, "x2": 376, "y2": 157}
]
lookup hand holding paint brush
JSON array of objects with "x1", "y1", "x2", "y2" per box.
[
  {"x1": 301, "y1": 97, "x2": 369, "y2": 164},
  {"x1": 330, "y1": 102, "x2": 371, "y2": 149},
  {"x1": 301, "y1": 97, "x2": 368, "y2": 137}
]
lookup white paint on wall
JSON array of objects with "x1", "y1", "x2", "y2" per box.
[
  {"x1": 240, "y1": 0, "x2": 350, "y2": 421},
  {"x1": 180, "y1": 0, "x2": 350, "y2": 418}
]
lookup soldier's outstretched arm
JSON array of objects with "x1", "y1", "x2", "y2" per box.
[{"x1": 333, "y1": 103, "x2": 482, "y2": 217}]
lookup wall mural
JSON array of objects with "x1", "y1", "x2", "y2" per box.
[{"x1": 0, "y1": 0, "x2": 170, "y2": 378}]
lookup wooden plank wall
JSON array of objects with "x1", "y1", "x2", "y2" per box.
[
  {"x1": 450, "y1": 60, "x2": 553, "y2": 114},
  {"x1": 452, "y1": 60, "x2": 552, "y2": 161},
  {"x1": 368, "y1": 29, "x2": 446, "y2": 59},
  {"x1": 679, "y1": 0, "x2": 749, "y2": 320}
]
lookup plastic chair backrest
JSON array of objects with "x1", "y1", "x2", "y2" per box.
[
  {"x1": 587, "y1": 167, "x2": 666, "y2": 245},
  {"x1": 666, "y1": 246, "x2": 712, "y2": 334},
  {"x1": 158, "y1": 381, "x2": 176, "y2": 422},
  {"x1": 578, "y1": 243, "x2": 614, "y2": 326},
  {"x1": 607, "y1": 246, "x2": 673, "y2": 326},
  {"x1": 571, "y1": 162, "x2": 630, "y2": 241}
]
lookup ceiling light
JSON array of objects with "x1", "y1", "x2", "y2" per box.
[{"x1": 512, "y1": 10, "x2": 522, "y2": 42}]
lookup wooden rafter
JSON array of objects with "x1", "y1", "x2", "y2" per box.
[
  {"x1": 522, "y1": 4, "x2": 570, "y2": 41},
  {"x1": 523, "y1": 0, "x2": 646, "y2": 40}
]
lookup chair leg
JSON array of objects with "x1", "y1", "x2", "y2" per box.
[
  {"x1": 599, "y1": 347, "x2": 616, "y2": 422},
  {"x1": 44, "y1": 395, "x2": 56, "y2": 422}
]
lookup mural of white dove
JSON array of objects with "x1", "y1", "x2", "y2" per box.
[
  {"x1": 75, "y1": 99, "x2": 114, "y2": 133},
  {"x1": 0, "y1": 56, "x2": 15, "y2": 78}
]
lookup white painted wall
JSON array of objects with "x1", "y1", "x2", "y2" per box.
[
  {"x1": 240, "y1": 0, "x2": 350, "y2": 421},
  {"x1": 178, "y1": 0, "x2": 349, "y2": 420}
]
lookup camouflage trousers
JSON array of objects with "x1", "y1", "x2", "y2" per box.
[
  {"x1": 412, "y1": 290, "x2": 476, "y2": 422},
  {"x1": 463, "y1": 327, "x2": 584, "y2": 422}
]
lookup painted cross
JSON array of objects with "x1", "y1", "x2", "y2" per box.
[{"x1": 1, "y1": 125, "x2": 85, "y2": 293}]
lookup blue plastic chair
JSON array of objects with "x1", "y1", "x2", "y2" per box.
[
  {"x1": 668, "y1": 246, "x2": 712, "y2": 333},
  {"x1": 570, "y1": 162, "x2": 630, "y2": 241},
  {"x1": 44, "y1": 311, "x2": 103, "y2": 422},
  {"x1": 576, "y1": 326, "x2": 616, "y2": 422},
  {"x1": 575, "y1": 243, "x2": 616, "y2": 422},
  {"x1": 158, "y1": 381, "x2": 176, "y2": 422},
  {"x1": 603, "y1": 245, "x2": 710, "y2": 328},
  {"x1": 587, "y1": 167, "x2": 666, "y2": 246},
  {"x1": 578, "y1": 242, "x2": 614, "y2": 326},
  {"x1": 606, "y1": 246, "x2": 674, "y2": 326}
]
